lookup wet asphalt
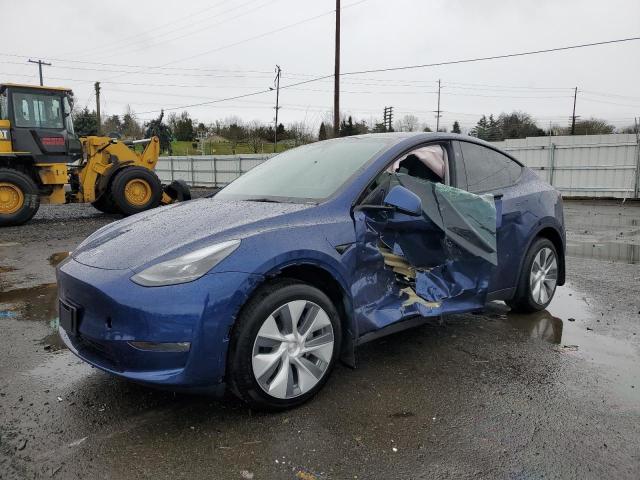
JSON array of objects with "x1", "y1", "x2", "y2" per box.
[{"x1": 0, "y1": 197, "x2": 639, "y2": 480}]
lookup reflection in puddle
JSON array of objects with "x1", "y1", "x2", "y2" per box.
[
  {"x1": 567, "y1": 241, "x2": 639, "y2": 264},
  {"x1": 0, "y1": 283, "x2": 58, "y2": 321},
  {"x1": 505, "y1": 286, "x2": 639, "y2": 405},
  {"x1": 565, "y1": 205, "x2": 639, "y2": 264},
  {"x1": 508, "y1": 310, "x2": 563, "y2": 344},
  {"x1": 0, "y1": 283, "x2": 65, "y2": 350}
]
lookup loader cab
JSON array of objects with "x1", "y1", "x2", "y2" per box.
[{"x1": 0, "y1": 84, "x2": 82, "y2": 163}]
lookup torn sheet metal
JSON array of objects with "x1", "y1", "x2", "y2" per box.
[{"x1": 351, "y1": 174, "x2": 498, "y2": 336}]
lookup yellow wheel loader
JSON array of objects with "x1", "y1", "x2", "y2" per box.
[{"x1": 0, "y1": 83, "x2": 189, "y2": 227}]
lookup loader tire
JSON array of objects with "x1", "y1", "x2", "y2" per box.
[
  {"x1": 91, "y1": 192, "x2": 120, "y2": 214},
  {"x1": 110, "y1": 166, "x2": 162, "y2": 216},
  {"x1": 0, "y1": 168, "x2": 40, "y2": 227},
  {"x1": 163, "y1": 179, "x2": 191, "y2": 202}
]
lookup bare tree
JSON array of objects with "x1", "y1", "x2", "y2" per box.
[
  {"x1": 288, "y1": 122, "x2": 314, "y2": 146},
  {"x1": 246, "y1": 120, "x2": 266, "y2": 153},
  {"x1": 394, "y1": 114, "x2": 420, "y2": 132}
]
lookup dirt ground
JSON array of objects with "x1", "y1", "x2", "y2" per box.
[{"x1": 1, "y1": 197, "x2": 639, "y2": 480}]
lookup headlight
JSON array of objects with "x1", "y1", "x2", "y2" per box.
[{"x1": 131, "y1": 240, "x2": 240, "y2": 287}]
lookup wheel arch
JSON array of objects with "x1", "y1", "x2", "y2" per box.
[{"x1": 516, "y1": 224, "x2": 566, "y2": 289}]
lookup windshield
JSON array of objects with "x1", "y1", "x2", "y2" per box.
[
  {"x1": 12, "y1": 91, "x2": 64, "y2": 129},
  {"x1": 216, "y1": 137, "x2": 391, "y2": 203}
]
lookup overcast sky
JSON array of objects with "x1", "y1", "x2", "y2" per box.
[{"x1": 2, "y1": 0, "x2": 639, "y2": 132}]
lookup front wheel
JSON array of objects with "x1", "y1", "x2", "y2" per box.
[
  {"x1": 0, "y1": 168, "x2": 40, "y2": 227},
  {"x1": 109, "y1": 167, "x2": 162, "y2": 216},
  {"x1": 228, "y1": 279, "x2": 341, "y2": 411},
  {"x1": 507, "y1": 238, "x2": 559, "y2": 313}
]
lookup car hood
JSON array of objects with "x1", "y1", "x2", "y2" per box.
[{"x1": 72, "y1": 198, "x2": 311, "y2": 270}]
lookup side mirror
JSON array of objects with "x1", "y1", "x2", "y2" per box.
[{"x1": 384, "y1": 185, "x2": 422, "y2": 216}]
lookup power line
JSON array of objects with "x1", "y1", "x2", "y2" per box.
[
  {"x1": 341, "y1": 36, "x2": 640, "y2": 76},
  {"x1": 160, "y1": 0, "x2": 369, "y2": 69},
  {"x1": 131, "y1": 35, "x2": 640, "y2": 115},
  {"x1": 66, "y1": 0, "x2": 230, "y2": 57},
  {"x1": 100, "y1": 0, "x2": 273, "y2": 60}
]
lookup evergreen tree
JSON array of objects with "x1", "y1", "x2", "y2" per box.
[
  {"x1": 340, "y1": 116, "x2": 356, "y2": 137},
  {"x1": 470, "y1": 115, "x2": 490, "y2": 140},
  {"x1": 452, "y1": 121, "x2": 461, "y2": 134},
  {"x1": 372, "y1": 122, "x2": 387, "y2": 133},
  {"x1": 487, "y1": 115, "x2": 501, "y2": 141},
  {"x1": 72, "y1": 108, "x2": 99, "y2": 137},
  {"x1": 144, "y1": 110, "x2": 173, "y2": 154},
  {"x1": 318, "y1": 122, "x2": 328, "y2": 140},
  {"x1": 173, "y1": 111, "x2": 195, "y2": 141}
]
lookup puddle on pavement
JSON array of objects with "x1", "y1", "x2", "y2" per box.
[
  {"x1": 567, "y1": 241, "x2": 640, "y2": 264},
  {"x1": 48, "y1": 251, "x2": 70, "y2": 267},
  {"x1": 504, "y1": 285, "x2": 639, "y2": 405},
  {"x1": 0, "y1": 281, "x2": 65, "y2": 351},
  {"x1": 566, "y1": 210, "x2": 640, "y2": 263}
]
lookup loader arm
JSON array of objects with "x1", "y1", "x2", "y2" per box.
[{"x1": 77, "y1": 136, "x2": 160, "y2": 203}]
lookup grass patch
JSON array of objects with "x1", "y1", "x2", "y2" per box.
[{"x1": 164, "y1": 141, "x2": 292, "y2": 156}]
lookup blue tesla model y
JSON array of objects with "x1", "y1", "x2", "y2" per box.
[{"x1": 57, "y1": 133, "x2": 565, "y2": 410}]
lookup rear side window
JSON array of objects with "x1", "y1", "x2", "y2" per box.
[{"x1": 459, "y1": 142, "x2": 522, "y2": 193}]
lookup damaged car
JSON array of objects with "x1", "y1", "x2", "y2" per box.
[{"x1": 57, "y1": 133, "x2": 565, "y2": 410}]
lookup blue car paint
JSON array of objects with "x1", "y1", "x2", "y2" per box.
[{"x1": 57, "y1": 133, "x2": 565, "y2": 391}]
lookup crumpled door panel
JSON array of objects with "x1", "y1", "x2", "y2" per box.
[{"x1": 352, "y1": 173, "x2": 497, "y2": 337}]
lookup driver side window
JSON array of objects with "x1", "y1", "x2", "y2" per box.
[{"x1": 361, "y1": 143, "x2": 449, "y2": 205}]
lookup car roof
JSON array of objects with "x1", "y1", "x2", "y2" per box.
[{"x1": 353, "y1": 131, "x2": 502, "y2": 149}]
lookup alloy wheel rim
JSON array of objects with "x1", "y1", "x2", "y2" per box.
[
  {"x1": 529, "y1": 247, "x2": 558, "y2": 305},
  {"x1": 252, "y1": 300, "x2": 334, "y2": 399},
  {"x1": 0, "y1": 182, "x2": 24, "y2": 215},
  {"x1": 124, "y1": 178, "x2": 152, "y2": 206}
]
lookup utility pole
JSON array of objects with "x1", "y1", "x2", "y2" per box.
[
  {"x1": 94, "y1": 82, "x2": 101, "y2": 134},
  {"x1": 435, "y1": 79, "x2": 442, "y2": 132},
  {"x1": 333, "y1": 0, "x2": 341, "y2": 137},
  {"x1": 571, "y1": 86, "x2": 578, "y2": 135},
  {"x1": 28, "y1": 59, "x2": 51, "y2": 86},
  {"x1": 273, "y1": 65, "x2": 281, "y2": 152}
]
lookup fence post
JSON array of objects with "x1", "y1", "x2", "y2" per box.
[
  {"x1": 190, "y1": 157, "x2": 195, "y2": 187},
  {"x1": 549, "y1": 143, "x2": 556, "y2": 187},
  {"x1": 169, "y1": 157, "x2": 174, "y2": 182},
  {"x1": 634, "y1": 134, "x2": 640, "y2": 199},
  {"x1": 213, "y1": 157, "x2": 217, "y2": 188}
]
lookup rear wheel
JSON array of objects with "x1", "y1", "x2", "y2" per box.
[
  {"x1": 0, "y1": 168, "x2": 40, "y2": 227},
  {"x1": 228, "y1": 279, "x2": 341, "y2": 411},
  {"x1": 507, "y1": 237, "x2": 559, "y2": 313},
  {"x1": 109, "y1": 167, "x2": 162, "y2": 216}
]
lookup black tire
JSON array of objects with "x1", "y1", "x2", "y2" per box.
[
  {"x1": 507, "y1": 237, "x2": 559, "y2": 313},
  {"x1": 109, "y1": 167, "x2": 162, "y2": 216},
  {"x1": 91, "y1": 191, "x2": 120, "y2": 214},
  {"x1": 163, "y1": 179, "x2": 191, "y2": 202},
  {"x1": 0, "y1": 168, "x2": 40, "y2": 227},
  {"x1": 227, "y1": 278, "x2": 342, "y2": 411}
]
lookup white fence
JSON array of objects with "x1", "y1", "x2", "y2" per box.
[
  {"x1": 492, "y1": 134, "x2": 640, "y2": 199},
  {"x1": 155, "y1": 154, "x2": 271, "y2": 188},
  {"x1": 157, "y1": 134, "x2": 640, "y2": 199}
]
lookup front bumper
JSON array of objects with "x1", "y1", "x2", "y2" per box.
[{"x1": 57, "y1": 258, "x2": 262, "y2": 390}]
